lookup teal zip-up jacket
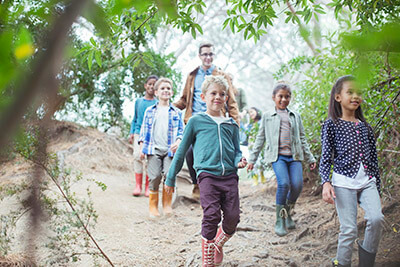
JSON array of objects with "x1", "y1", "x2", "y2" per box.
[
  {"x1": 165, "y1": 113, "x2": 242, "y2": 187},
  {"x1": 249, "y1": 108, "x2": 316, "y2": 164}
]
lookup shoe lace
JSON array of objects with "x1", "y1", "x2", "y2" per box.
[
  {"x1": 204, "y1": 242, "x2": 215, "y2": 264},
  {"x1": 215, "y1": 232, "x2": 230, "y2": 248},
  {"x1": 214, "y1": 243, "x2": 221, "y2": 254}
]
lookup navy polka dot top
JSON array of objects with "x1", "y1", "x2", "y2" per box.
[{"x1": 319, "y1": 118, "x2": 381, "y2": 193}]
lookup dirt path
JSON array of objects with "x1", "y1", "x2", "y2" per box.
[
  {"x1": 1, "y1": 121, "x2": 399, "y2": 266},
  {"x1": 78, "y1": 171, "x2": 400, "y2": 267}
]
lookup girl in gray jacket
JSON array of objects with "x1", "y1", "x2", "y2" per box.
[{"x1": 247, "y1": 82, "x2": 316, "y2": 236}]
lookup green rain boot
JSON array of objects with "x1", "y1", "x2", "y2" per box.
[
  {"x1": 358, "y1": 239, "x2": 376, "y2": 267},
  {"x1": 275, "y1": 205, "x2": 288, "y2": 236},
  {"x1": 285, "y1": 200, "x2": 296, "y2": 230}
]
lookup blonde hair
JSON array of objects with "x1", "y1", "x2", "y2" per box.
[
  {"x1": 201, "y1": 75, "x2": 229, "y2": 94},
  {"x1": 154, "y1": 77, "x2": 173, "y2": 90}
]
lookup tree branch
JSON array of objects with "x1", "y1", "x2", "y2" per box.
[{"x1": 286, "y1": 1, "x2": 317, "y2": 56}]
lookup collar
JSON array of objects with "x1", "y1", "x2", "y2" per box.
[
  {"x1": 271, "y1": 107, "x2": 294, "y2": 116},
  {"x1": 198, "y1": 112, "x2": 238, "y2": 126},
  {"x1": 198, "y1": 65, "x2": 215, "y2": 75},
  {"x1": 150, "y1": 102, "x2": 177, "y2": 111}
]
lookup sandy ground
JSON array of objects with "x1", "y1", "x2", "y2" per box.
[{"x1": 0, "y1": 121, "x2": 399, "y2": 266}]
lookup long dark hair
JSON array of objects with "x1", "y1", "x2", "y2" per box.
[
  {"x1": 249, "y1": 107, "x2": 262, "y2": 122},
  {"x1": 328, "y1": 75, "x2": 367, "y2": 123}
]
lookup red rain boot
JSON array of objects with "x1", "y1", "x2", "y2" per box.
[
  {"x1": 132, "y1": 173, "x2": 143, "y2": 196},
  {"x1": 201, "y1": 237, "x2": 215, "y2": 267},
  {"x1": 144, "y1": 175, "x2": 150, "y2": 197},
  {"x1": 214, "y1": 226, "x2": 232, "y2": 266}
]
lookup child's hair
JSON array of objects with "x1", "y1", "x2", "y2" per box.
[
  {"x1": 272, "y1": 82, "x2": 292, "y2": 96},
  {"x1": 154, "y1": 77, "x2": 173, "y2": 91},
  {"x1": 249, "y1": 107, "x2": 262, "y2": 121},
  {"x1": 199, "y1": 42, "x2": 214, "y2": 54},
  {"x1": 201, "y1": 75, "x2": 228, "y2": 94},
  {"x1": 146, "y1": 75, "x2": 159, "y2": 83},
  {"x1": 328, "y1": 75, "x2": 366, "y2": 123}
]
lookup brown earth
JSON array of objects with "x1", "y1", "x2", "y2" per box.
[{"x1": 0, "y1": 120, "x2": 399, "y2": 266}]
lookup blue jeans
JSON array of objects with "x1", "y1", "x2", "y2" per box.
[
  {"x1": 334, "y1": 181, "x2": 384, "y2": 265},
  {"x1": 271, "y1": 155, "x2": 303, "y2": 205}
]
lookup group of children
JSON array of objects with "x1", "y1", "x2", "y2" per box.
[{"x1": 129, "y1": 74, "x2": 384, "y2": 267}]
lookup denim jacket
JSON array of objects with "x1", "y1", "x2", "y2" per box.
[{"x1": 249, "y1": 108, "x2": 315, "y2": 164}]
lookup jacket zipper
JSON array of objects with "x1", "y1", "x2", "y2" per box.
[{"x1": 218, "y1": 123, "x2": 225, "y2": 175}]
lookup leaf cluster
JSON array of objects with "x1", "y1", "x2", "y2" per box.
[{"x1": 222, "y1": 0, "x2": 326, "y2": 42}]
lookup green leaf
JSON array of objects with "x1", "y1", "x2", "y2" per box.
[
  {"x1": 14, "y1": 27, "x2": 35, "y2": 60},
  {"x1": 222, "y1": 18, "x2": 230, "y2": 30},
  {"x1": 155, "y1": 0, "x2": 178, "y2": 19},
  {"x1": 191, "y1": 27, "x2": 196, "y2": 39},
  {"x1": 285, "y1": 14, "x2": 292, "y2": 23},
  {"x1": 75, "y1": 46, "x2": 90, "y2": 56},
  {"x1": 131, "y1": 57, "x2": 141, "y2": 70},
  {"x1": 0, "y1": 31, "x2": 15, "y2": 90},
  {"x1": 15, "y1": 27, "x2": 33, "y2": 47},
  {"x1": 142, "y1": 52, "x2": 154, "y2": 68},
  {"x1": 95, "y1": 50, "x2": 102, "y2": 67},
  {"x1": 194, "y1": 23, "x2": 203, "y2": 35},
  {"x1": 83, "y1": 2, "x2": 111, "y2": 37},
  {"x1": 88, "y1": 50, "x2": 94, "y2": 71},
  {"x1": 90, "y1": 37, "x2": 96, "y2": 47},
  {"x1": 230, "y1": 19, "x2": 235, "y2": 33}
]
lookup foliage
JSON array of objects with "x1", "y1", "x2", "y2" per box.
[
  {"x1": 223, "y1": 0, "x2": 326, "y2": 42},
  {"x1": 274, "y1": 29, "x2": 400, "y2": 193},
  {"x1": 0, "y1": 127, "x2": 108, "y2": 265},
  {"x1": 0, "y1": 0, "x2": 200, "y2": 132},
  {"x1": 328, "y1": 0, "x2": 400, "y2": 27},
  {"x1": 58, "y1": 5, "x2": 183, "y2": 131}
]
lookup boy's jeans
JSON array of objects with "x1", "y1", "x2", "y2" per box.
[
  {"x1": 334, "y1": 181, "x2": 384, "y2": 265},
  {"x1": 271, "y1": 155, "x2": 303, "y2": 205}
]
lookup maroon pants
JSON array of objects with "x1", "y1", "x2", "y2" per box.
[{"x1": 198, "y1": 171, "x2": 240, "y2": 240}]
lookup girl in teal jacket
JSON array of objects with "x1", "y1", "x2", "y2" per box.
[{"x1": 248, "y1": 82, "x2": 316, "y2": 237}]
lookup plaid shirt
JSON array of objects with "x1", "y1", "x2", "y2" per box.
[{"x1": 139, "y1": 103, "x2": 184, "y2": 157}]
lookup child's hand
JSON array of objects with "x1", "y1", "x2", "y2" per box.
[
  {"x1": 322, "y1": 182, "x2": 336, "y2": 204},
  {"x1": 164, "y1": 185, "x2": 174, "y2": 194},
  {"x1": 140, "y1": 152, "x2": 145, "y2": 160},
  {"x1": 247, "y1": 163, "x2": 254, "y2": 171},
  {"x1": 128, "y1": 134, "x2": 134, "y2": 144},
  {"x1": 309, "y1": 162, "x2": 316, "y2": 170},
  {"x1": 170, "y1": 139, "x2": 181, "y2": 153},
  {"x1": 238, "y1": 157, "x2": 247, "y2": 168}
]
